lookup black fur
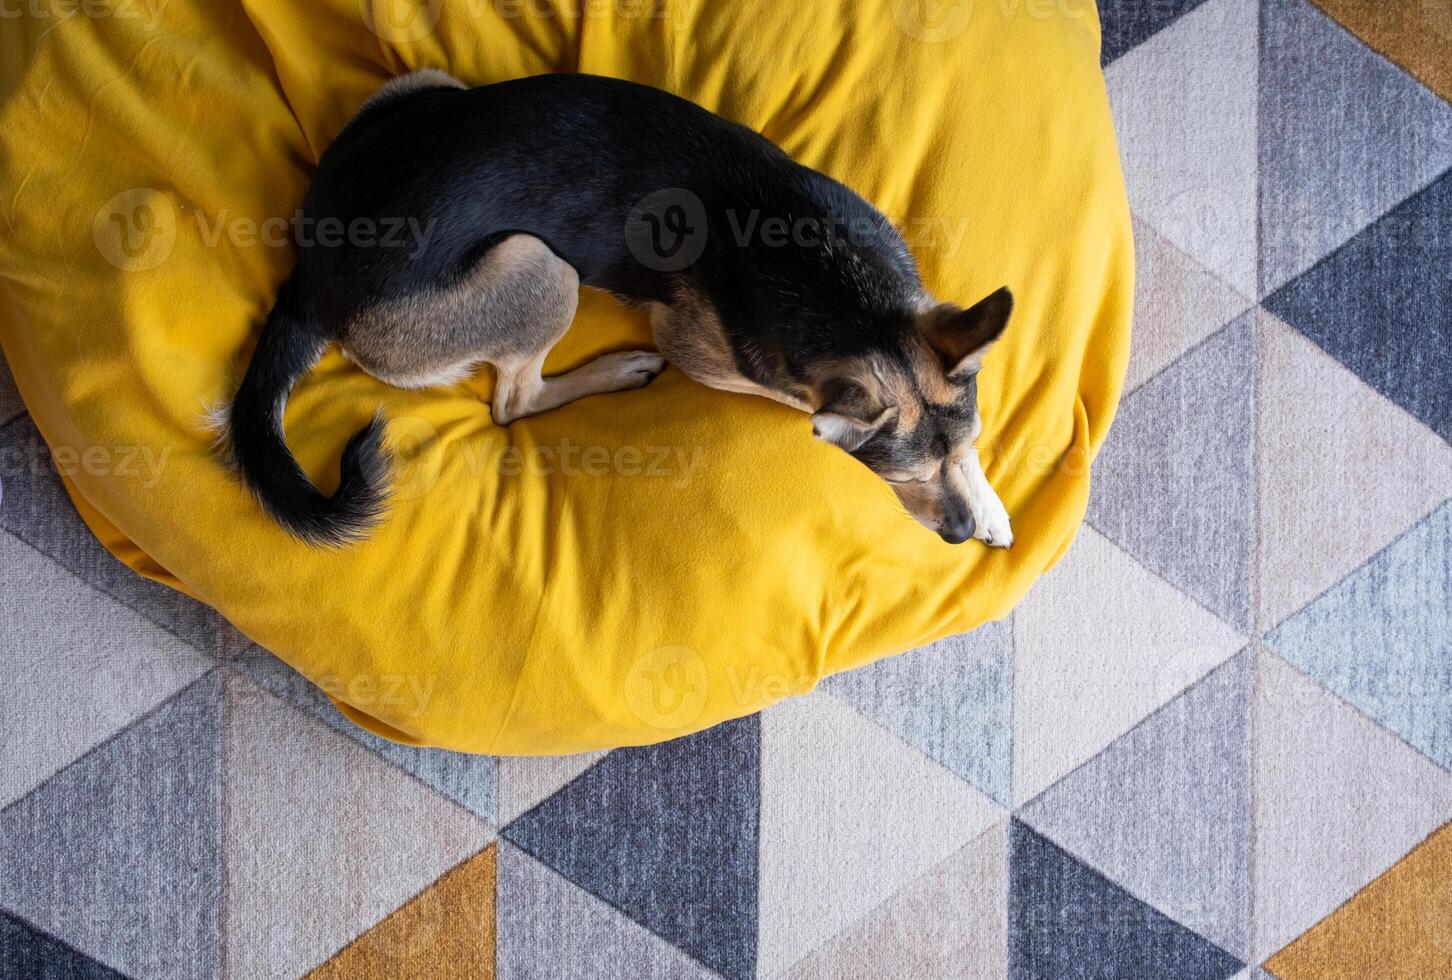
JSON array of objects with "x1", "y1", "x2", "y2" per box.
[
  {"x1": 230, "y1": 73, "x2": 939, "y2": 543},
  {"x1": 226, "y1": 278, "x2": 388, "y2": 545},
  {"x1": 302, "y1": 73, "x2": 922, "y2": 385}
]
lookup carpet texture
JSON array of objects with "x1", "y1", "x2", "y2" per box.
[{"x1": 1, "y1": 0, "x2": 1450, "y2": 976}]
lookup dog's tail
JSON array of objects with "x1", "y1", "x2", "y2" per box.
[{"x1": 222, "y1": 278, "x2": 388, "y2": 546}]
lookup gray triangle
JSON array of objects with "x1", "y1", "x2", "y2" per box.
[
  {"x1": 496, "y1": 844, "x2": 720, "y2": 980},
  {"x1": 1021, "y1": 652, "x2": 1253, "y2": 959},
  {"x1": 1087, "y1": 315, "x2": 1255, "y2": 629},
  {"x1": 234, "y1": 645, "x2": 497, "y2": 822},
  {"x1": 1259, "y1": 0, "x2": 1452, "y2": 293},
  {"x1": 0, "y1": 414, "x2": 244, "y2": 658},
  {"x1": 0, "y1": 530, "x2": 212, "y2": 808},
  {"x1": 0, "y1": 673, "x2": 223, "y2": 980}
]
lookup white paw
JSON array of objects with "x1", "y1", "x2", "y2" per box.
[
  {"x1": 971, "y1": 494, "x2": 1014, "y2": 549},
  {"x1": 597, "y1": 350, "x2": 667, "y2": 389}
]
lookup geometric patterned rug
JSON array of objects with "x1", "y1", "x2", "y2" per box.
[{"x1": 2, "y1": 1, "x2": 1450, "y2": 976}]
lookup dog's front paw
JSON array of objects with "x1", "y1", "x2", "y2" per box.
[{"x1": 972, "y1": 497, "x2": 1014, "y2": 549}]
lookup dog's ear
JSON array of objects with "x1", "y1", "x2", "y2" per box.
[
  {"x1": 812, "y1": 385, "x2": 897, "y2": 452},
  {"x1": 919, "y1": 286, "x2": 1014, "y2": 377}
]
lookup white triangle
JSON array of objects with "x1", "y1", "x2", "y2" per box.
[
  {"x1": 497, "y1": 751, "x2": 609, "y2": 825},
  {"x1": 496, "y1": 843, "x2": 718, "y2": 980},
  {"x1": 784, "y1": 820, "x2": 1009, "y2": 980},
  {"x1": 1107, "y1": 0, "x2": 1259, "y2": 296},
  {"x1": 1253, "y1": 651, "x2": 1452, "y2": 961},
  {"x1": 757, "y1": 693, "x2": 1004, "y2": 978},
  {"x1": 1127, "y1": 220, "x2": 1252, "y2": 392},
  {"x1": 1012, "y1": 526, "x2": 1245, "y2": 805},
  {"x1": 0, "y1": 531, "x2": 212, "y2": 807},
  {"x1": 1258, "y1": 311, "x2": 1452, "y2": 627},
  {"x1": 223, "y1": 676, "x2": 494, "y2": 979}
]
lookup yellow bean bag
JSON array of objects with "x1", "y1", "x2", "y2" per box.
[{"x1": 0, "y1": 0, "x2": 1132, "y2": 753}]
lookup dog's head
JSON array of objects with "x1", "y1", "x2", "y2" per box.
[{"x1": 809, "y1": 286, "x2": 1013, "y2": 543}]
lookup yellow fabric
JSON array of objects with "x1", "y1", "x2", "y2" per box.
[{"x1": 0, "y1": 0, "x2": 1132, "y2": 753}]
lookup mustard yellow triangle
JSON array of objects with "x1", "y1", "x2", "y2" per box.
[
  {"x1": 1310, "y1": 0, "x2": 1452, "y2": 104},
  {"x1": 1267, "y1": 822, "x2": 1452, "y2": 979},
  {"x1": 308, "y1": 845, "x2": 496, "y2": 980}
]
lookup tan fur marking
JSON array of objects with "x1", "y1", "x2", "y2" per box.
[
  {"x1": 651, "y1": 287, "x2": 811, "y2": 411},
  {"x1": 906, "y1": 338, "x2": 959, "y2": 406}
]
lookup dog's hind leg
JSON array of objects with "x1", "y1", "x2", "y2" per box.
[
  {"x1": 343, "y1": 234, "x2": 664, "y2": 422},
  {"x1": 481, "y1": 239, "x2": 664, "y2": 426}
]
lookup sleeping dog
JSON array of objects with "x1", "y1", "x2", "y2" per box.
[{"x1": 222, "y1": 70, "x2": 1015, "y2": 548}]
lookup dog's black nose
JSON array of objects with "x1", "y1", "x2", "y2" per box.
[{"x1": 939, "y1": 517, "x2": 975, "y2": 545}]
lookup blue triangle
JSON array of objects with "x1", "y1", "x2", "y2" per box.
[
  {"x1": 233, "y1": 646, "x2": 497, "y2": 822},
  {"x1": 1099, "y1": 0, "x2": 1211, "y2": 65},
  {"x1": 825, "y1": 618, "x2": 1011, "y2": 804},
  {"x1": 0, "y1": 673, "x2": 223, "y2": 980},
  {"x1": 0, "y1": 911, "x2": 126, "y2": 980},
  {"x1": 1268, "y1": 500, "x2": 1452, "y2": 772},
  {"x1": 1087, "y1": 315, "x2": 1256, "y2": 630},
  {"x1": 1010, "y1": 821, "x2": 1243, "y2": 979},
  {"x1": 503, "y1": 716, "x2": 760, "y2": 980},
  {"x1": 1265, "y1": 168, "x2": 1452, "y2": 443}
]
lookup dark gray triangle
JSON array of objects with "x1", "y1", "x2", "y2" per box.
[
  {"x1": 1266, "y1": 168, "x2": 1452, "y2": 444},
  {"x1": 0, "y1": 911, "x2": 127, "y2": 980},
  {"x1": 0, "y1": 356, "x2": 21, "y2": 428},
  {"x1": 1010, "y1": 821, "x2": 1243, "y2": 979},
  {"x1": 1099, "y1": 0, "x2": 1212, "y2": 65},
  {"x1": 504, "y1": 716, "x2": 760, "y2": 980}
]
